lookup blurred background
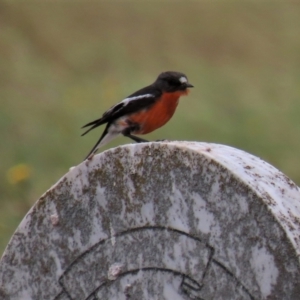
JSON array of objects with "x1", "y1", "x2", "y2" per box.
[{"x1": 1, "y1": 1, "x2": 299, "y2": 255}]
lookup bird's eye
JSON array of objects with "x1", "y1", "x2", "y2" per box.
[{"x1": 168, "y1": 79, "x2": 180, "y2": 86}]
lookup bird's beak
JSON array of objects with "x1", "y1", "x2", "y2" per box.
[{"x1": 185, "y1": 83, "x2": 194, "y2": 88}]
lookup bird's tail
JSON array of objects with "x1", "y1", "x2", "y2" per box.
[
  {"x1": 84, "y1": 124, "x2": 119, "y2": 160},
  {"x1": 81, "y1": 117, "x2": 107, "y2": 136}
]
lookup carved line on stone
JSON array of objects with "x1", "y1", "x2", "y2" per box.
[
  {"x1": 86, "y1": 268, "x2": 203, "y2": 300},
  {"x1": 56, "y1": 227, "x2": 210, "y2": 300},
  {"x1": 54, "y1": 226, "x2": 255, "y2": 300},
  {"x1": 58, "y1": 226, "x2": 213, "y2": 281},
  {"x1": 201, "y1": 240, "x2": 214, "y2": 286},
  {"x1": 53, "y1": 290, "x2": 72, "y2": 300}
]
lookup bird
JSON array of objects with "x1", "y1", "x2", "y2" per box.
[{"x1": 81, "y1": 71, "x2": 193, "y2": 160}]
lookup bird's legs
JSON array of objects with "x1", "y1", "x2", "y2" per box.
[
  {"x1": 123, "y1": 133, "x2": 149, "y2": 143},
  {"x1": 122, "y1": 127, "x2": 149, "y2": 143}
]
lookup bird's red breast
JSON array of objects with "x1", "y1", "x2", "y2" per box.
[{"x1": 128, "y1": 90, "x2": 189, "y2": 134}]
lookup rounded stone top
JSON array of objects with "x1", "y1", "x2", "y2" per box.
[{"x1": 1, "y1": 142, "x2": 300, "y2": 300}]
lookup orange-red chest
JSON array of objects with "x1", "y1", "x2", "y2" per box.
[{"x1": 128, "y1": 91, "x2": 186, "y2": 134}]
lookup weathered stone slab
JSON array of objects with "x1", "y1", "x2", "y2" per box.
[{"x1": 0, "y1": 142, "x2": 300, "y2": 300}]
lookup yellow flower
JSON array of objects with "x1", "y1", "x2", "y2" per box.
[{"x1": 7, "y1": 164, "x2": 32, "y2": 185}]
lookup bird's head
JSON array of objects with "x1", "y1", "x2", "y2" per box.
[{"x1": 155, "y1": 71, "x2": 194, "y2": 94}]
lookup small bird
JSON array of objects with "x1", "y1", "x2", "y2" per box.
[{"x1": 81, "y1": 71, "x2": 193, "y2": 160}]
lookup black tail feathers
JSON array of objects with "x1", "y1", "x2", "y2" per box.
[{"x1": 81, "y1": 118, "x2": 106, "y2": 136}]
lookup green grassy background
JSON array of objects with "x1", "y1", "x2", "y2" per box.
[{"x1": 1, "y1": 1, "x2": 300, "y2": 255}]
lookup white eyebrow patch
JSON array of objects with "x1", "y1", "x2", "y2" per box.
[
  {"x1": 179, "y1": 76, "x2": 187, "y2": 84},
  {"x1": 121, "y1": 94, "x2": 153, "y2": 106}
]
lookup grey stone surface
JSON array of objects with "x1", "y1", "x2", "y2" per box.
[{"x1": 0, "y1": 142, "x2": 300, "y2": 300}]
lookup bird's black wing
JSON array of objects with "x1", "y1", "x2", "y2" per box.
[{"x1": 81, "y1": 85, "x2": 161, "y2": 136}]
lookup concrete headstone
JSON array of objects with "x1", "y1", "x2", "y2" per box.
[{"x1": 0, "y1": 142, "x2": 300, "y2": 300}]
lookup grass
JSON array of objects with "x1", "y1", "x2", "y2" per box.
[{"x1": 0, "y1": 1, "x2": 300, "y2": 255}]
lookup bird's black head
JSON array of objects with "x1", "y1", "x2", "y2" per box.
[{"x1": 155, "y1": 71, "x2": 194, "y2": 93}]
